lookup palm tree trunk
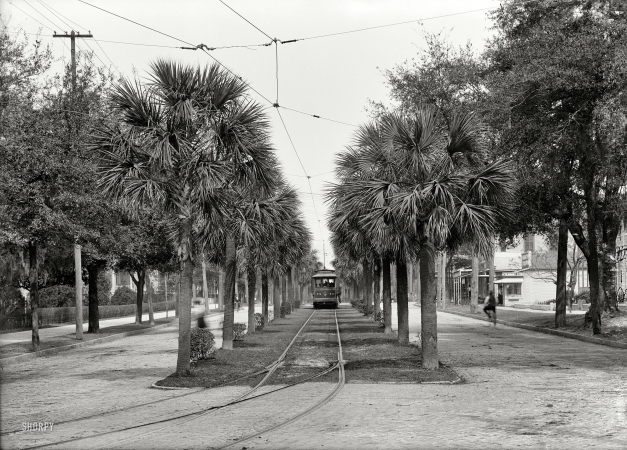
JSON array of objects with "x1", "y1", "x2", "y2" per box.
[
  {"x1": 415, "y1": 261, "x2": 421, "y2": 304},
  {"x1": 262, "y1": 271, "x2": 269, "y2": 326},
  {"x1": 555, "y1": 218, "x2": 568, "y2": 327},
  {"x1": 273, "y1": 274, "x2": 281, "y2": 320},
  {"x1": 87, "y1": 263, "x2": 100, "y2": 333},
  {"x1": 176, "y1": 257, "x2": 194, "y2": 374},
  {"x1": 382, "y1": 257, "x2": 392, "y2": 333},
  {"x1": 223, "y1": 234, "x2": 236, "y2": 350},
  {"x1": 165, "y1": 273, "x2": 169, "y2": 318},
  {"x1": 247, "y1": 262, "x2": 256, "y2": 334},
  {"x1": 441, "y1": 252, "x2": 448, "y2": 309},
  {"x1": 176, "y1": 271, "x2": 180, "y2": 317},
  {"x1": 436, "y1": 253, "x2": 443, "y2": 309},
  {"x1": 202, "y1": 257, "x2": 209, "y2": 313},
  {"x1": 280, "y1": 273, "x2": 287, "y2": 311},
  {"x1": 287, "y1": 267, "x2": 294, "y2": 308},
  {"x1": 373, "y1": 259, "x2": 381, "y2": 318},
  {"x1": 147, "y1": 272, "x2": 155, "y2": 326},
  {"x1": 420, "y1": 241, "x2": 438, "y2": 370},
  {"x1": 363, "y1": 260, "x2": 372, "y2": 316},
  {"x1": 470, "y1": 254, "x2": 479, "y2": 314},
  {"x1": 218, "y1": 269, "x2": 225, "y2": 310},
  {"x1": 29, "y1": 241, "x2": 40, "y2": 351},
  {"x1": 396, "y1": 256, "x2": 409, "y2": 344}
]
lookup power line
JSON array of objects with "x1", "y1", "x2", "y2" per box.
[
  {"x1": 77, "y1": 0, "x2": 196, "y2": 47},
  {"x1": 279, "y1": 106, "x2": 358, "y2": 127},
  {"x1": 35, "y1": 0, "x2": 73, "y2": 29},
  {"x1": 218, "y1": 0, "x2": 274, "y2": 41},
  {"x1": 199, "y1": 47, "x2": 274, "y2": 106},
  {"x1": 8, "y1": 0, "x2": 53, "y2": 31},
  {"x1": 22, "y1": 0, "x2": 63, "y2": 30},
  {"x1": 283, "y1": 6, "x2": 495, "y2": 43},
  {"x1": 35, "y1": 0, "x2": 119, "y2": 74}
]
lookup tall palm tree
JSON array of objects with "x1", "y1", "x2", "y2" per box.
[
  {"x1": 92, "y1": 60, "x2": 275, "y2": 374},
  {"x1": 388, "y1": 109, "x2": 515, "y2": 369}
]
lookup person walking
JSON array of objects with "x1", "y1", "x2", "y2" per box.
[{"x1": 483, "y1": 290, "x2": 497, "y2": 326}]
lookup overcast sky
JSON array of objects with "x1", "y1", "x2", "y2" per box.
[{"x1": 2, "y1": 0, "x2": 500, "y2": 267}]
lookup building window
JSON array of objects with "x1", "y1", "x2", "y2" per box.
[
  {"x1": 116, "y1": 271, "x2": 130, "y2": 287},
  {"x1": 523, "y1": 235, "x2": 535, "y2": 253},
  {"x1": 505, "y1": 283, "x2": 521, "y2": 296}
]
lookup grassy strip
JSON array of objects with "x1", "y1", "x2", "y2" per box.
[
  {"x1": 441, "y1": 305, "x2": 627, "y2": 343},
  {"x1": 338, "y1": 308, "x2": 459, "y2": 384},
  {"x1": 158, "y1": 306, "x2": 459, "y2": 388},
  {"x1": 157, "y1": 308, "x2": 314, "y2": 388},
  {"x1": 0, "y1": 318, "x2": 173, "y2": 359}
]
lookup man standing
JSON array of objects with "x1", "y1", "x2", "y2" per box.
[{"x1": 483, "y1": 290, "x2": 497, "y2": 326}]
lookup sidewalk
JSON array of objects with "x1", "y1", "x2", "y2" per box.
[
  {"x1": 0, "y1": 310, "x2": 177, "y2": 347},
  {"x1": 0, "y1": 305, "x2": 274, "y2": 363}
]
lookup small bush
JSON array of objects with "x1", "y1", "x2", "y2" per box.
[
  {"x1": 573, "y1": 291, "x2": 590, "y2": 304},
  {"x1": 233, "y1": 323, "x2": 247, "y2": 341},
  {"x1": 111, "y1": 286, "x2": 136, "y2": 305},
  {"x1": 280, "y1": 303, "x2": 292, "y2": 318},
  {"x1": 39, "y1": 285, "x2": 76, "y2": 308},
  {"x1": 190, "y1": 328, "x2": 215, "y2": 361},
  {"x1": 293, "y1": 300, "x2": 301, "y2": 309},
  {"x1": 254, "y1": 313, "x2": 264, "y2": 330},
  {"x1": 375, "y1": 311, "x2": 385, "y2": 327}
]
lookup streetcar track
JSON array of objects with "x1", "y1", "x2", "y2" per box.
[
  {"x1": 18, "y1": 309, "x2": 321, "y2": 450},
  {"x1": 216, "y1": 308, "x2": 346, "y2": 450}
]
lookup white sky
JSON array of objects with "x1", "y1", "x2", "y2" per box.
[{"x1": 2, "y1": 0, "x2": 499, "y2": 267}]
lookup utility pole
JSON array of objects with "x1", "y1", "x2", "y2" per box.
[{"x1": 53, "y1": 31, "x2": 93, "y2": 340}]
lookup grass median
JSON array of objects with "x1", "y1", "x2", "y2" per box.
[{"x1": 157, "y1": 305, "x2": 459, "y2": 388}]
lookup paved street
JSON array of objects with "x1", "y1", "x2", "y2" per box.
[{"x1": 1, "y1": 303, "x2": 625, "y2": 449}]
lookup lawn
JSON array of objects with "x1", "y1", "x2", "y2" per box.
[{"x1": 157, "y1": 305, "x2": 459, "y2": 388}]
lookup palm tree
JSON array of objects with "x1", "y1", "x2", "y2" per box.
[
  {"x1": 387, "y1": 109, "x2": 515, "y2": 369},
  {"x1": 92, "y1": 60, "x2": 275, "y2": 374}
]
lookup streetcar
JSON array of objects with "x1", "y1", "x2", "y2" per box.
[{"x1": 311, "y1": 269, "x2": 339, "y2": 309}]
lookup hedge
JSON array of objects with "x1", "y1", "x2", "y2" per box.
[{"x1": 1, "y1": 301, "x2": 174, "y2": 330}]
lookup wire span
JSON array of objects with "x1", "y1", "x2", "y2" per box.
[{"x1": 219, "y1": 0, "x2": 274, "y2": 41}]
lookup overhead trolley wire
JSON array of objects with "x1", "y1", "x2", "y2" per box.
[
  {"x1": 77, "y1": 0, "x2": 196, "y2": 47},
  {"x1": 279, "y1": 6, "x2": 495, "y2": 43},
  {"x1": 218, "y1": 0, "x2": 274, "y2": 41},
  {"x1": 75, "y1": 0, "x2": 357, "y2": 129}
]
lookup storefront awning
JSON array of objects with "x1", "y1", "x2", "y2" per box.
[{"x1": 494, "y1": 278, "x2": 523, "y2": 284}]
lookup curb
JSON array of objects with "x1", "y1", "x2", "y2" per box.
[
  {"x1": 439, "y1": 310, "x2": 627, "y2": 350},
  {"x1": 150, "y1": 382, "x2": 191, "y2": 390},
  {"x1": 0, "y1": 319, "x2": 178, "y2": 367}
]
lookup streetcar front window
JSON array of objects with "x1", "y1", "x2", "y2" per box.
[{"x1": 314, "y1": 278, "x2": 335, "y2": 288}]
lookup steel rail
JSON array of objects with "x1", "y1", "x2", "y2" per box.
[
  {"x1": 216, "y1": 309, "x2": 346, "y2": 449},
  {"x1": 21, "y1": 310, "x2": 318, "y2": 450}
]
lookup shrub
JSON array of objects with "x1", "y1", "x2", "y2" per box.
[
  {"x1": 573, "y1": 291, "x2": 590, "y2": 304},
  {"x1": 375, "y1": 311, "x2": 385, "y2": 327},
  {"x1": 254, "y1": 313, "x2": 264, "y2": 330},
  {"x1": 280, "y1": 303, "x2": 292, "y2": 318},
  {"x1": 111, "y1": 286, "x2": 136, "y2": 305},
  {"x1": 190, "y1": 328, "x2": 215, "y2": 361},
  {"x1": 233, "y1": 323, "x2": 247, "y2": 341},
  {"x1": 293, "y1": 300, "x2": 301, "y2": 309},
  {"x1": 0, "y1": 285, "x2": 26, "y2": 315},
  {"x1": 39, "y1": 285, "x2": 76, "y2": 308}
]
